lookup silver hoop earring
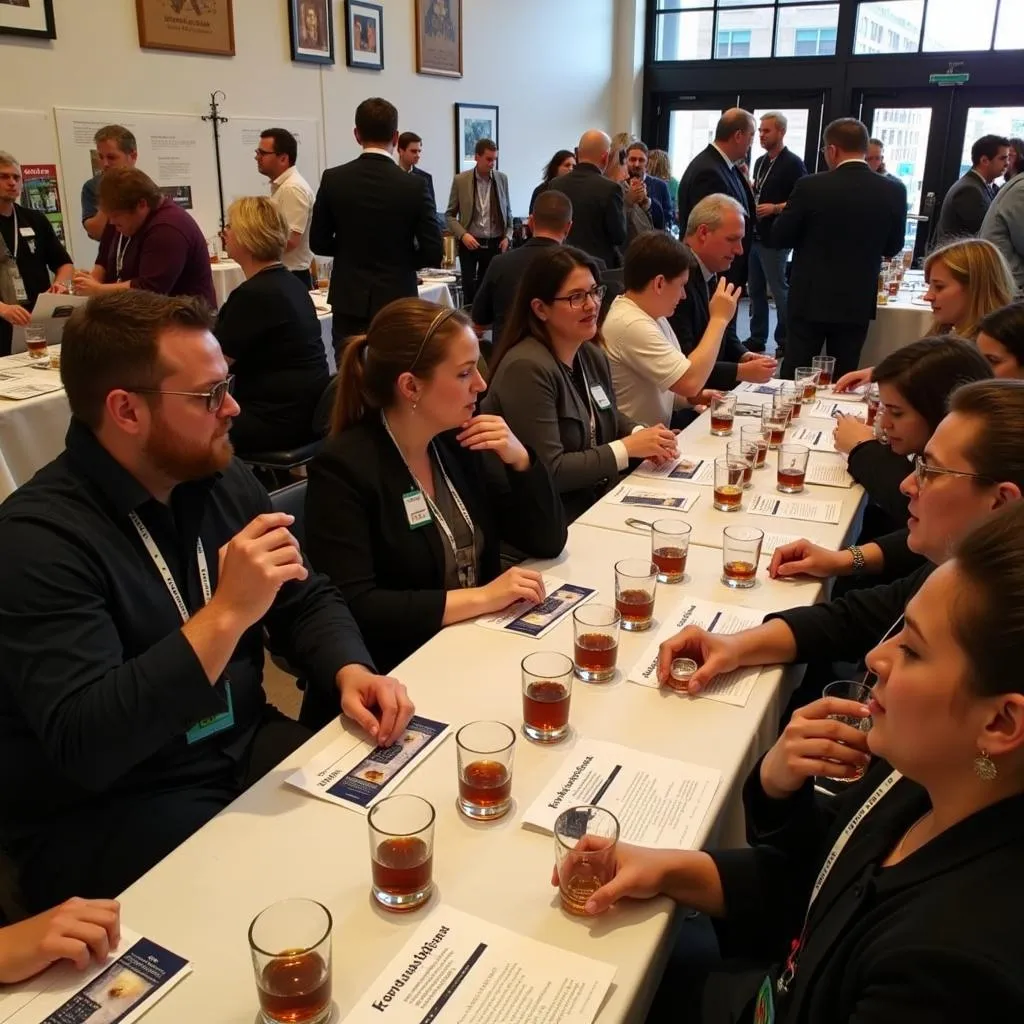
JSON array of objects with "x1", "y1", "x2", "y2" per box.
[{"x1": 974, "y1": 750, "x2": 998, "y2": 781}]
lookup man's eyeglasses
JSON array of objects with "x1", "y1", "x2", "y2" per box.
[
  {"x1": 133, "y1": 376, "x2": 235, "y2": 413},
  {"x1": 551, "y1": 284, "x2": 607, "y2": 311},
  {"x1": 254, "y1": 148, "x2": 277, "y2": 158},
  {"x1": 912, "y1": 454, "x2": 993, "y2": 487}
]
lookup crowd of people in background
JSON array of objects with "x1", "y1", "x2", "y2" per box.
[{"x1": 3, "y1": 92, "x2": 1024, "y2": 1019}]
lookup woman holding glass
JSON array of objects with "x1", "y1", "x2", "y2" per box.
[{"x1": 482, "y1": 246, "x2": 677, "y2": 521}]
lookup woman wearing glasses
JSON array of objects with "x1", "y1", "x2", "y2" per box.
[
  {"x1": 214, "y1": 196, "x2": 329, "y2": 454},
  {"x1": 561, "y1": 500, "x2": 1024, "y2": 1023},
  {"x1": 483, "y1": 247, "x2": 677, "y2": 521},
  {"x1": 305, "y1": 299, "x2": 566, "y2": 677}
]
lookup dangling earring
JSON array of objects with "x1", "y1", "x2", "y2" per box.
[
  {"x1": 974, "y1": 750, "x2": 998, "y2": 781},
  {"x1": 412, "y1": 400, "x2": 419, "y2": 414}
]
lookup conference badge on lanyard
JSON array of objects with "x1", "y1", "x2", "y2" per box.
[{"x1": 129, "y1": 511, "x2": 235, "y2": 743}]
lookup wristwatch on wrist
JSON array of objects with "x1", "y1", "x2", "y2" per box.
[{"x1": 847, "y1": 545, "x2": 866, "y2": 575}]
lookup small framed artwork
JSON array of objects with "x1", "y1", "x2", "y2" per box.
[
  {"x1": 454, "y1": 103, "x2": 498, "y2": 173},
  {"x1": 344, "y1": 0, "x2": 383, "y2": 70},
  {"x1": 288, "y1": 0, "x2": 334, "y2": 64},
  {"x1": 0, "y1": 0, "x2": 56, "y2": 40},
  {"x1": 415, "y1": 0, "x2": 461, "y2": 78},
  {"x1": 136, "y1": 0, "x2": 234, "y2": 56}
]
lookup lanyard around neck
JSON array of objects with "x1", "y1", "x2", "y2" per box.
[
  {"x1": 115, "y1": 234, "x2": 131, "y2": 282},
  {"x1": 129, "y1": 510, "x2": 211, "y2": 623}
]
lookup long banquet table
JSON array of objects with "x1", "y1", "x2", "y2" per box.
[{"x1": 111, "y1": 388, "x2": 866, "y2": 1024}]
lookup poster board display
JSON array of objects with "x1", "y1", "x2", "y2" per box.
[{"x1": 218, "y1": 116, "x2": 324, "y2": 204}]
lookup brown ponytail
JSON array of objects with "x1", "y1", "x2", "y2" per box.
[{"x1": 329, "y1": 297, "x2": 473, "y2": 435}]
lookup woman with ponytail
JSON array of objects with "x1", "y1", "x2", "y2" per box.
[{"x1": 306, "y1": 298, "x2": 567, "y2": 673}]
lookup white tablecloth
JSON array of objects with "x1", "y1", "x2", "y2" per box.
[
  {"x1": 859, "y1": 275, "x2": 933, "y2": 368},
  {"x1": 210, "y1": 259, "x2": 246, "y2": 307}
]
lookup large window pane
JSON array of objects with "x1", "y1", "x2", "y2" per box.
[
  {"x1": 869, "y1": 107, "x2": 931, "y2": 249},
  {"x1": 854, "y1": 2, "x2": 923, "y2": 54},
  {"x1": 995, "y1": 1, "x2": 1024, "y2": 50},
  {"x1": 655, "y1": 10, "x2": 714, "y2": 60},
  {"x1": 961, "y1": 108, "x2": 1024, "y2": 176},
  {"x1": 655, "y1": 0, "x2": 711, "y2": 9},
  {"x1": 922, "y1": 0, "x2": 997, "y2": 51},
  {"x1": 774, "y1": 4, "x2": 839, "y2": 56},
  {"x1": 715, "y1": 7, "x2": 774, "y2": 57},
  {"x1": 669, "y1": 110, "x2": 721, "y2": 183}
]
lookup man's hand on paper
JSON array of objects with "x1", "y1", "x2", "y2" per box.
[
  {"x1": 336, "y1": 664, "x2": 415, "y2": 747},
  {"x1": 656, "y1": 626, "x2": 740, "y2": 694},
  {"x1": 759, "y1": 696, "x2": 872, "y2": 799},
  {"x1": 0, "y1": 897, "x2": 121, "y2": 984}
]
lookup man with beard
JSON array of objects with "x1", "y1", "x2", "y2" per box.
[{"x1": 0, "y1": 291, "x2": 414, "y2": 912}]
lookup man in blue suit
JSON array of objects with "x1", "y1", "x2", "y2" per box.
[{"x1": 626, "y1": 141, "x2": 670, "y2": 231}]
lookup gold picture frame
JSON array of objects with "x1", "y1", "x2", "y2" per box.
[
  {"x1": 414, "y1": 0, "x2": 461, "y2": 78},
  {"x1": 135, "y1": 0, "x2": 235, "y2": 57}
]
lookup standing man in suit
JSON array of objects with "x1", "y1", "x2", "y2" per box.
[
  {"x1": 981, "y1": 173, "x2": 1024, "y2": 293},
  {"x1": 668, "y1": 194, "x2": 776, "y2": 392},
  {"x1": 937, "y1": 135, "x2": 1010, "y2": 243},
  {"x1": 625, "y1": 142, "x2": 668, "y2": 230},
  {"x1": 472, "y1": 190, "x2": 574, "y2": 349},
  {"x1": 773, "y1": 118, "x2": 906, "y2": 379},
  {"x1": 397, "y1": 131, "x2": 435, "y2": 208},
  {"x1": 866, "y1": 138, "x2": 903, "y2": 186},
  {"x1": 548, "y1": 130, "x2": 627, "y2": 269},
  {"x1": 748, "y1": 111, "x2": 806, "y2": 360},
  {"x1": 677, "y1": 109, "x2": 756, "y2": 347},
  {"x1": 310, "y1": 97, "x2": 443, "y2": 356},
  {"x1": 445, "y1": 139, "x2": 512, "y2": 305},
  {"x1": 255, "y1": 127, "x2": 315, "y2": 288}
]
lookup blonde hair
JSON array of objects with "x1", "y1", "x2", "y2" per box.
[
  {"x1": 924, "y1": 238, "x2": 1016, "y2": 340},
  {"x1": 226, "y1": 196, "x2": 288, "y2": 262},
  {"x1": 647, "y1": 149, "x2": 671, "y2": 180}
]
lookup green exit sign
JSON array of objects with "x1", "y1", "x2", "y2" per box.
[{"x1": 929, "y1": 72, "x2": 970, "y2": 86}]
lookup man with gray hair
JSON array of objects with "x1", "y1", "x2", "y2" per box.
[
  {"x1": 667, "y1": 193, "x2": 776, "y2": 391},
  {"x1": 0, "y1": 151, "x2": 73, "y2": 356},
  {"x1": 82, "y1": 125, "x2": 138, "y2": 242},
  {"x1": 748, "y1": 111, "x2": 806, "y2": 359}
]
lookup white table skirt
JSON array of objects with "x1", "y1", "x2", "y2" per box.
[{"x1": 210, "y1": 259, "x2": 246, "y2": 307}]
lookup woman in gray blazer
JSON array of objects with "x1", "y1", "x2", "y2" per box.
[{"x1": 482, "y1": 246, "x2": 677, "y2": 521}]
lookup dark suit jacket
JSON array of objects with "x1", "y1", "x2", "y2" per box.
[
  {"x1": 936, "y1": 170, "x2": 993, "y2": 241},
  {"x1": 644, "y1": 174, "x2": 672, "y2": 229},
  {"x1": 548, "y1": 163, "x2": 627, "y2": 269},
  {"x1": 667, "y1": 249, "x2": 749, "y2": 391},
  {"x1": 706, "y1": 758, "x2": 1024, "y2": 1023},
  {"x1": 751, "y1": 147, "x2": 807, "y2": 243},
  {"x1": 309, "y1": 152, "x2": 443, "y2": 320},
  {"x1": 482, "y1": 337, "x2": 639, "y2": 521},
  {"x1": 411, "y1": 165, "x2": 436, "y2": 207},
  {"x1": 305, "y1": 419, "x2": 566, "y2": 673},
  {"x1": 677, "y1": 145, "x2": 755, "y2": 284},
  {"x1": 771, "y1": 161, "x2": 906, "y2": 325}
]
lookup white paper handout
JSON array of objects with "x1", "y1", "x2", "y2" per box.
[
  {"x1": 634, "y1": 454, "x2": 714, "y2": 486},
  {"x1": 747, "y1": 493, "x2": 842, "y2": 524},
  {"x1": 0, "y1": 928, "x2": 190, "y2": 1024},
  {"x1": 521, "y1": 739, "x2": 721, "y2": 850},
  {"x1": 628, "y1": 598, "x2": 767, "y2": 706},
  {"x1": 734, "y1": 378, "x2": 784, "y2": 395},
  {"x1": 602, "y1": 482, "x2": 701, "y2": 512},
  {"x1": 475, "y1": 574, "x2": 596, "y2": 639},
  {"x1": 786, "y1": 426, "x2": 837, "y2": 453},
  {"x1": 760, "y1": 531, "x2": 804, "y2": 556},
  {"x1": 340, "y1": 906, "x2": 615, "y2": 1024},
  {"x1": 799, "y1": 399, "x2": 867, "y2": 422},
  {"x1": 287, "y1": 716, "x2": 449, "y2": 814},
  {"x1": 804, "y1": 459, "x2": 854, "y2": 488},
  {"x1": 0, "y1": 372, "x2": 63, "y2": 400}
]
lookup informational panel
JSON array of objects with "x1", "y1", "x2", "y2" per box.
[
  {"x1": 54, "y1": 107, "x2": 220, "y2": 267},
  {"x1": 218, "y1": 116, "x2": 324, "y2": 205}
]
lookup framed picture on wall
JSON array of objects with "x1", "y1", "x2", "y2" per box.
[
  {"x1": 415, "y1": 0, "x2": 461, "y2": 78},
  {"x1": 344, "y1": 0, "x2": 382, "y2": 70},
  {"x1": 288, "y1": 0, "x2": 334, "y2": 64},
  {"x1": 454, "y1": 103, "x2": 498, "y2": 173},
  {"x1": 0, "y1": 0, "x2": 56, "y2": 40},
  {"x1": 135, "y1": 0, "x2": 235, "y2": 56}
]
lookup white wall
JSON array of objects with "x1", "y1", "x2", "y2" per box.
[{"x1": 0, "y1": 0, "x2": 629, "y2": 217}]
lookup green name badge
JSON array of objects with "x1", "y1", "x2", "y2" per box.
[
  {"x1": 186, "y1": 681, "x2": 235, "y2": 744},
  {"x1": 754, "y1": 974, "x2": 776, "y2": 1024}
]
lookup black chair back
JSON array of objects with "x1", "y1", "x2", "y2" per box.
[{"x1": 270, "y1": 480, "x2": 308, "y2": 551}]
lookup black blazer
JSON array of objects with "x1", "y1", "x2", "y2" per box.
[
  {"x1": 676, "y1": 145, "x2": 754, "y2": 283},
  {"x1": 706, "y1": 759, "x2": 1024, "y2": 1022},
  {"x1": 751, "y1": 147, "x2": 807, "y2": 242},
  {"x1": 482, "y1": 337, "x2": 640, "y2": 522},
  {"x1": 411, "y1": 165, "x2": 436, "y2": 208},
  {"x1": 547, "y1": 163, "x2": 627, "y2": 269},
  {"x1": 667, "y1": 248, "x2": 749, "y2": 391},
  {"x1": 847, "y1": 439, "x2": 912, "y2": 526},
  {"x1": 309, "y1": 153, "x2": 443, "y2": 320},
  {"x1": 305, "y1": 419, "x2": 567, "y2": 673},
  {"x1": 936, "y1": 170, "x2": 993, "y2": 241},
  {"x1": 771, "y1": 161, "x2": 906, "y2": 325}
]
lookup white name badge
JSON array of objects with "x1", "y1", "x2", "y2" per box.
[
  {"x1": 590, "y1": 384, "x2": 612, "y2": 410},
  {"x1": 403, "y1": 489, "x2": 432, "y2": 529},
  {"x1": 12, "y1": 270, "x2": 28, "y2": 302},
  {"x1": 18, "y1": 227, "x2": 35, "y2": 238}
]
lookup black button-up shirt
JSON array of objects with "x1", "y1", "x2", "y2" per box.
[{"x1": 0, "y1": 420, "x2": 374, "y2": 852}]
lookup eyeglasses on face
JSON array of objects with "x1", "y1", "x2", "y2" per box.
[
  {"x1": 550, "y1": 284, "x2": 607, "y2": 311},
  {"x1": 133, "y1": 375, "x2": 235, "y2": 413},
  {"x1": 254, "y1": 148, "x2": 277, "y2": 158},
  {"x1": 912, "y1": 454, "x2": 993, "y2": 487}
]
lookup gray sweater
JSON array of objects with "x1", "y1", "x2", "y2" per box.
[{"x1": 981, "y1": 174, "x2": 1024, "y2": 293}]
